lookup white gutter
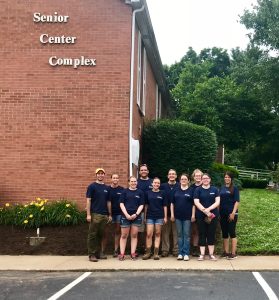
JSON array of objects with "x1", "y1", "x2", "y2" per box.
[{"x1": 129, "y1": 4, "x2": 144, "y2": 176}]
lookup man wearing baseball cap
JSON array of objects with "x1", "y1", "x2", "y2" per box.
[{"x1": 86, "y1": 167, "x2": 112, "y2": 262}]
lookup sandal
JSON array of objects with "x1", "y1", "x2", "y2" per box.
[
  {"x1": 209, "y1": 255, "x2": 217, "y2": 261},
  {"x1": 198, "y1": 255, "x2": 204, "y2": 261},
  {"x1": 118, "y1": 254, "x2": 125, "y2": 261}
]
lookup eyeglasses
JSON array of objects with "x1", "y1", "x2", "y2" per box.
[{"x1": 202, "y1": 177, "x2": 210, "y2": 180}]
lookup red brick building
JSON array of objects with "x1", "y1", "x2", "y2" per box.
[{"x1": 0, "y1": 0, "x2": 170, "y2": 205}]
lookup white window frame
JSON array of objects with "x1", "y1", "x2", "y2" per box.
[
  {"x1": 136, "y1": 31, "x2": 141, "y2": 107},
  {"x1": 142, "y1": 48, "x2": 147, "y2": 115}
]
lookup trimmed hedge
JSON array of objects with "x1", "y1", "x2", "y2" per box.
[
  {"x1": 241, "y1": 178, "x2": 268, "y2": 189},
  {"x1": 142, "y1": 119, "x2": 217, "y2": 179},
  {"x1": 209, "y1": 163, "x2": 241, "y2": 188},
  {"x1": 210, "y1": 162, "x2": 239, "y2": 178}
]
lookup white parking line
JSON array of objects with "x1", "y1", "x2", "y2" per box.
[
  {"x1": 47, "y1": 272, "x2": 92, "y2": 300},
  {"x1": 253, "y1": 272, "x2": 278, "y2": 300}
]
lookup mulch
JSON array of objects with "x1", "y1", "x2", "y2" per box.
[{"x1": 0, "y1": 224, "x2": 90, "y2": 255}]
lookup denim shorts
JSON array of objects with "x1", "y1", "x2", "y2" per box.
[
  {"x1": 146, "y1": 218, "x2": 164, "y2": 225},
  {"x1": 112, "y1": 214, "x2": 121, "y2": 224},
  {"x1": 120, "y1": 215, "x2": 142, "y2": 228}
]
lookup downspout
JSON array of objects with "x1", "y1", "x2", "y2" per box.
[{"x1": 129, "y1": 4, "x2": 144, "y2": 176}]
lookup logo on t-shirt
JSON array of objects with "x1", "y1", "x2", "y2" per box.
[
  {"x1": 185, "y1": 194, "x2": 190, "y2": 197},
  {"x1": 157, "y1": 196, "x2": 163, "y2": 199},
  {"x1": 210, "y1": 192, "x2": 215, "y2": 195},
  {"x1": 135, "y1": 195, "x2": 140, "y2": 198},
  {"x1": 117, "y1": 192, "x2": 122, "y2": 195},
  {"x1": 104, "y1": 190, "x2": 108, "y2": 193}
]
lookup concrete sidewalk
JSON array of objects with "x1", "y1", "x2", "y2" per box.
[{"x1": 0, "y1": 255, "x2": 278, "y2": 272}]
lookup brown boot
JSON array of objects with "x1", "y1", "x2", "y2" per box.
[
  {"x1": 153, "y1": 248, "x2": 160, "y2": 260},
  {"x1": 142, "y1": 248, "x2": 152, "y2": 260}
]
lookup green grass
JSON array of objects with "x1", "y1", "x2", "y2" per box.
[{"x1": 235, "y1": 189, "x2": 279, "y2": 255}]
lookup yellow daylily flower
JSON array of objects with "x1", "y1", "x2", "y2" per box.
[
  {"x1": 5, "y1": 203, "x2": 10, "y2": 207},
  {"x1": 40, "y1": 206, "x2": 45, "y2": 211},
  {"x1": 23, "y1": 220, "x2": 28, "y2": 224},
  {"x1": 65, "y1": 214, "x2": 71, "y2": 218},
  {"x1": 66, "y1": 204, "x2": 70, "y2": 208},
  {"x1": 29, "y1": 214, "x2": 33, "y2": 218}
]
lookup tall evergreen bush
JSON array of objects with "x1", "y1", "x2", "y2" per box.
[{"x1": 142, "y1": 120, "x2": 217, "y2": 179}]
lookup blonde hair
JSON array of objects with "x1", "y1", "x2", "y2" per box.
[{"x1": 192, "y1": 168, "x2": 203, "y2": 179}]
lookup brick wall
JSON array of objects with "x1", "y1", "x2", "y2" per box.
[{"x1": 0, "y1": 0, "x2": 133, "y2": 205}]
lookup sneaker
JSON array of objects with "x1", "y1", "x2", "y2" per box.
[
  {"x1": 113, "y1": 250, "x2": 119, "y2": 258},
  {"x1": 89, "y1": 255, "x2": 98, "y2": 262},
  {"x1": 183, "y1": 255, "x2": 189, "y2": 261},
  {"x1": 197, "y1": 255, "x2": 204, "y2": 261},
  {"x1": 161, "y1": 251, "x2": 169, "y2": 257},
  {"x1": 118, "y1": 254, "x2": 125, "y2": 261},
  {"x1": 220, "y1": 252, "x2": 229, "y2": 258},
  {"x1": 227, "y1": 253, "x2": 237, "y2": 260},
  {"x1": 177, "y1": 254, "x2": 183, "y2": 260},
  {"x1": 209, "y1": 254, "x2": 217, "y2": 261},
  {"x1": 131, "y1": 253, "x2": 137, "y2": 260}
]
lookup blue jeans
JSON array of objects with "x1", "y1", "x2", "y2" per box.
[{"x1": 175, "y1": 219, "x2": 191, "y2": 256}]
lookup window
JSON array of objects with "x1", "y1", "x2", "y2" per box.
[
  {"x1": 136, "y1": 31, "x2": 141, "y2": 107},
  {"x1": 142, "y1": 48, "x2": 146, "y2": 115},
  {"x1": 156, "y1": 84, "x2": 161, "y2": 120},
  {"x1": 136, "y1": 30, "x2": 146, "y2": 115}
]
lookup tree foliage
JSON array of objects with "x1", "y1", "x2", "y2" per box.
[
  {"x1": 163, "y1": 1, "x2": 279, "y2": 168},
  {"x1": 240, "y1": 0, "x2": 279, "y2": 50}
]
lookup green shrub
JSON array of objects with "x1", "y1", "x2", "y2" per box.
[
  {"x1": 241, "y1": 178, "x2": 268, "y2": 189},
  {"x1": 209, "y1": 162, "x2": 241, "y2": 188},
  {"x1": 210, "y1": 162, "x2": 239, "y2": 178},
  {"x1": 0, "y1": 198, "x2": 86, "y2": 228},
  {"x1": 142, "y1": 119, "x2": 217, "y2": 179}
]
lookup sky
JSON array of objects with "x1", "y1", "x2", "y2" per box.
[{"x1": 145, "y1": 0, "x2": 258, "y2": 65}]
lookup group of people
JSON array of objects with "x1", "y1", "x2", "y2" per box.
[{"x1": 86, "y1": 165, "x2": 240, "y2": 262}]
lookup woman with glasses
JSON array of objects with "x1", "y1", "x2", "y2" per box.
[
  {"x1": 190, "y1": 169, "x2": 203, "y2": 257},
  {"x1": 170, "y1": 173, "x2": 195, "y2": 261},
  {"x1": 194, "y1": 173, "x2": 220, "y2": 261}
]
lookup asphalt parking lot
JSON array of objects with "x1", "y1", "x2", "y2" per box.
[{"x1": 0, "y1": 271, "x2": 278, "y2": 300}]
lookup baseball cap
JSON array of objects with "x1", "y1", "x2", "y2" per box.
[{"x1": 95, "y1": 168, "x2": 105, "y2": 174}]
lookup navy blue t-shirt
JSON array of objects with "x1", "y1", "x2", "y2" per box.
[
  {"x1": 160, "y1": 181, "x2": 179, "y2": 216},
  {"x1": 191, "y1": 183, "x2": 202, "y2": 192},
  {"x1": 160, "y1": 182, "x2": 179, "y2": 205},
  {"x1": 86, "y1": 182, "x2": 110, "y2": 215},
  {"x1": 219, "y1": 185, "x2": 240, "y2": 215},
  {"x1": 137, "y1": 178, "x2": 153, "y2": 193},
  {"x1": 145, "y1": 190, "x2": 167, "y2": 219},
  {"x1": 119, "y1": 188, "x2": 145, "y2": 216},
  {"x1": 171, "y1": 186, "x2": 194, "y2": 220},
  {"x1": 194, "y1": 186, "x2": 220, "y2": 219},
  {"x1": 108, "y1": 185, "x2": 124, "y2": 216}
]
